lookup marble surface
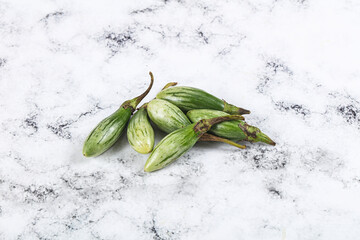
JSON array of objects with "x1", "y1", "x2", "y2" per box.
[{"x1": 1, "y1": 0, "x2": 360, "y2": 239}]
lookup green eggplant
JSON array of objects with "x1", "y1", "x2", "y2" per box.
[
  {"x1": 147, "y1": 98, "x2": 191, "y2": 133},
  {"x1": 127, "y1": 104, "x2": 154, "y2": 154},
  {"x1": 83, "y1": 72, "x2": 154, "y2": 157},
  {"x1": 187, "y1": 109, "x2": 275, "y2": 145},
  {"x1": 156, "y1": 85, "x2": 250, "y2": 115},
  {"x1": 144, "y1": 115, "x2": 245, "y2": 172}
]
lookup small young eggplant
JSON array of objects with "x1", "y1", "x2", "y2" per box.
[
  {"x1": 83, "y1": 72, "x2": 154, "y2": 157},
  {"x1": 127, "y1": 104, "x2": 154, "y2": 154},
  {"x1": 147, "y1": 98, "x2": 191, "y2": 133},
  {"x1": 144, "y1": 115, "x2": 245, "y2": 172},
  {"x1": 156, "y1": 85, "x2": 250, "y2": 115},
  {"x1": 187, "y1": 109, "x2": 275, "y2": 146}
]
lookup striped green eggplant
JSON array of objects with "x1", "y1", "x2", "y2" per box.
[
  {"x1": 127, "y1": 104, "x2": 154, "y2": 154},
  {"x1": 144, "y1": 115, "x2": 245, "y2": 172},
  {"x1": 147, "y1": 98, "x2": 191, "y2": 133},
  {"x1": 156, "y1": 85, "x2": 250, "y2": 115},
  {"x1": 83, "y1": 72, "x2": 154, "y2": 157},
  {"x1": 187, "y1": 109, "x2": 275, "y2": 146}
]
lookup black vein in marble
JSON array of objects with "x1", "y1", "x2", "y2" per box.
[
  {"x1": 197, "y1": 30, "x2": 209, "y2": 44},
  {"x1": 337, "y1": 105, "x2": 360, "y2": 126},
  {"x1": 266, "y1": 61, "x2": 293, "y2": 75},
  {"x1": 131, "y1": 6, "x2": 160, "y2": 15},
  {"x1": 25, "y1": 185, "x2": 58, "y2": 203},
  {"x1": 0, "y1": 58, "x2": 6, "y2": 67},
  {"x1": 103, "y1": 29, "x2": 136, "y2": 55},
  {"x1": 257, "y1": 58, "x2": 293, "y2": 94},
  {"x1": 150, "y1": 219, "x2": 165, "y2": 240},
  {"x1": 47, "y1": 119, "x2": 73, "y2": 139},
  {"x1": 329, "y1": 92, "x2": 360, "y2": 128},
  {"x1": 23, "y1": 113, "x2": 39, "y2": 134},
  {"x1": 268, "y1": 187, "x2": 283, "y2": 198},
  {"x1": 240, "y1": 146, "x2": 288, "y2": 170},
  {"x1": 274, "y1": 101, "x2": 310, "y2": 116},
  {"x1": 47, "y1": 103, "x2": 103, "y2": 139},
  {"x1": 40, "y1": 11, "x2": 65, "y2": 26}
]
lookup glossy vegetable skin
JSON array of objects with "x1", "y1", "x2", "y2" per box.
[
  {"x1": 83, "y1": 108, "x2": 132, "y2": 157},
  {"x1": 156, "y1": 85, "x2": 250, "y2": 115},
  {"x1": 147, "y1": 99, "x2": 190, "y2": 133},
  {"x1": 127, "y1": 106, "x2": 154, "y2": 154},
  {"x1": 187, "y1": 109, "x2": 275, "y2": 145}
]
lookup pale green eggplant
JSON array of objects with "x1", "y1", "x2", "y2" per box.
[
  {"x1": 187, "y1": 109, "x2": 275, "y2": 146},
  {"x1": 147, "y1": 99, "x2": 191, "y2": 133},
  {"x1": 83, "y1": 72, "x2": 154, "y2": 157},
  {"x1": 144, "y1": 115, "x2": 245, "y2": 172},
  {"x1": 127, "y1": 104, "x2": 154, "y2": 154},
  {"x1": 156, "y1": 85, "x2": 250, "y2": 115}
]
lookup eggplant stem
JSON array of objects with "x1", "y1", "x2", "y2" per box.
[
  {"x1": 134, "y1": 72, "x2": 154, "y2": 106},
  {"x1": 137, "y1": 102, "x2": 148, "y2": 110},
  {"x1": 162, "y1": 82, "x2": 178, "y2": 90},
  {"x1": 121, "y1": 72, "x2": 154, "y2": 112},
  {"x1": 223, "y1": 100, "x2": 250, "y2": 115},
  {"x1": 200, "y1": 133, "x2": 246, "y2": 149}
]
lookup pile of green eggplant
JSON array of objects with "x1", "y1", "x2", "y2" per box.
[{"x1": 83, "y1": 72, "x2": 275, "y2": 172}]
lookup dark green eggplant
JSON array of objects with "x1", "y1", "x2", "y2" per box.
[
  {"x1": 83, "y1": 72, "x2": 154, "y2": 157},
  {"x1": 156, "y1": 85, "x2": 250, "y2": 115},
  {"x1": 187, "y1": 109, "x2": 275, "y2": 145},
  {"x1": 144, "y1": 115, "x2": 245, "y2": 172}
]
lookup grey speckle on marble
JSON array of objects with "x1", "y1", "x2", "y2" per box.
[{"x1": 1, "y1": 0, "x2": 360, "y2": 239}]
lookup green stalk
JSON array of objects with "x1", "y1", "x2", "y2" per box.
[{"x1": 199, "y1": 133, "x2": 246, "y2": 149}]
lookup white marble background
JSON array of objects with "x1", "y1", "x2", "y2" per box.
[{"x1": 1, "y1": 0, "x2": 360, "y2": 239}]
